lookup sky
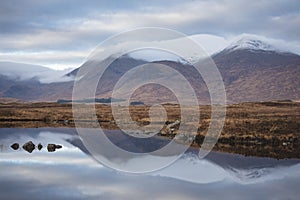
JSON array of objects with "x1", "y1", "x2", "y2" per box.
[{"x1": 0, "y1": 0, "x2": 300, "y2": 70}]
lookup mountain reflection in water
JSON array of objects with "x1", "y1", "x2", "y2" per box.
[{"x1": 0, "y1": 128, "x2": 300, "y2": 200}]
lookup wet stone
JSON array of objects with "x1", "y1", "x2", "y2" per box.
[
  {"x1": 38, "y1": 143, "x2": 43, "y2": 151},
  {"x1": 22, "y1": 141, "x2": 35, "y2": 153},
  {"x1": 11, "y1": 143, "x2": 19, "y2": 150},
  {"x1": 47, "y1": 144, "x2": 63, "y2": 152}
]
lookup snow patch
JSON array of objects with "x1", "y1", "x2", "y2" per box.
[{"x1": 224, "y1": 34, "x2": 294, "y2": 54}]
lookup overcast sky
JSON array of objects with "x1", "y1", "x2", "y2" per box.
[{"x1": 0, "y1": 0, "x2": 300, "y2": 70}]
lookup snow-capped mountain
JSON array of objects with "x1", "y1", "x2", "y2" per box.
[
  {"x1": 188, "y1": 34, "x2": 300, "y2": 56},
  {"x1": 0, "y1": 34, "x2": 300, "y2": 103},
  {"x1": 222, "y1": 35, "x2": 295, "y2": 55},
  {"x1": 225, "y1": 38, "x2": 275, "y2": 52},
  {"x1": 213, "y1": 36, "x2": 300, "y2": 103}
]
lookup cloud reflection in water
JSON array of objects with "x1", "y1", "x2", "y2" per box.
[{"x1": 0, "y1": 128, "x2": 300, "y2": 200}]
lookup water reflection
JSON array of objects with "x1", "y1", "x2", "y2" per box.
[{"x1": 0, "y1": 128, "x2": 300, "y2": 200}]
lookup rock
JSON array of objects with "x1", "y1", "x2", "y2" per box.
[
  {"x1": 282, "y1": 142, "x2": 287, "y2": 146},
  {"x1": 47, "y1": 144, "x2": 62, "y2": 152},
  {"x1": 11, "y1": 143, "x2": 19, "y2": 150},
  {"x1": 47, "y1": 144, "x2": 56, "y2": 152},
  {"x1": 22, "y1": 141, "x2": 35, "y2": 153},
  {"x1": 37, "y1": 143, "x2": 43, "y2": 150}
]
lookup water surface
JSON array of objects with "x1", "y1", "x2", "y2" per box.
[{"x1": 1, "y1": 128, "x2": 300, "y2": 200}]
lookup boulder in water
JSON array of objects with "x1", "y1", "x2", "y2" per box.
[
  {"x1": 37, "y1": 143, "x2": 43, "y2": 151},
  {"x1": 47, "y1": 144, "x2": 62, "y2": 152},
  {"x1": 22, "y1": 141, "x2": 35, "y2": 153},
  {"x1": 11, "y1": 143, "x2": 19, "y2": 150}
]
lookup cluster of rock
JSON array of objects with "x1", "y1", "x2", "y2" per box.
[
  {"x1": 10, "y1": 141, "x2": 62, "y2": 153},
  {"x1": 160, "y1": 120, "x2": 181, "y2": 135}
]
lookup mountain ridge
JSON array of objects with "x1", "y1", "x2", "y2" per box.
[{"x1": 0, "y1": 36, "x2": 299, "y2": 104}]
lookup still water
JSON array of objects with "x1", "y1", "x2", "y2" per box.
[{"x1": 1, "y1": 128, "x2": 300, "y2": 200}]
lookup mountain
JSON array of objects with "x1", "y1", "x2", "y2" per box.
[
  {"x1": 0, "y1": 36, "x2": 299, "y2": 104},
  {"x1": 0, "y1": 62, "x2": 74, "y2": 101},
  {"x1": 68, "y1": 56, "x2": 209, "y2": 104},
  {"x1": 213, "y1": 37, "x2": 300, "y2": 103},
  {"x1": 223, "y1": 36, "x2": 279, "y2": 53}
]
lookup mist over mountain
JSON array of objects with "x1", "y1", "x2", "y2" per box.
[
  {"x1": 0, "y1": 62, "x2": 74, "y2": 84},
  {"x1": 0, "y1": 36, "x2": 299, "y2": 104}
]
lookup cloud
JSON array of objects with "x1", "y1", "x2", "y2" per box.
[
  {"x1": 0, "y1": 61, "x2": 74, "y2": 83},
  {"x1": 189, "y1": 34, "x2": 230, "y2": 55},
  {"x1": 0, "y1": 0, "x2": 299, "y2": 69},
  {"x1": 0, "y1": 50, "x2": 88, "y2": 70}
]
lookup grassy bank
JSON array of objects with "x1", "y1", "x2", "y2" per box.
[{"x1": 0, "y1": 100, "x2": 299, "y2": 159}]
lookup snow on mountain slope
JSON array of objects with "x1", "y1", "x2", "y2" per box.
[
  {"x1": 0, "y1": 61, "x2": 74, "y2": 83},
  {"x1": 223, "y1": 34, "x2": 294, "y2": 54},
  {"x1": 184, "y1": 33, "x2": 300, "y2": 56},
  {"x1": 226, "y1": 38, "x2": 275, "y2": 52}
]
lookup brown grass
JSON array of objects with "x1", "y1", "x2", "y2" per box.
[{"x1": 0, "y1": 100, "x2": 299, "y2": 159}]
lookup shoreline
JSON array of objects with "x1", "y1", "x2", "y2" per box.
[
  {"x1": 0, "y1": 101, "x2": 299, "y2": 159},
  {"x1": 1, "y1": 126, "x2": 299, "y2": 160}
]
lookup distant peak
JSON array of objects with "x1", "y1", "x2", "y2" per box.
[{"x1": 224, "y1": 36, "x2": 277, "y2": 52}]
